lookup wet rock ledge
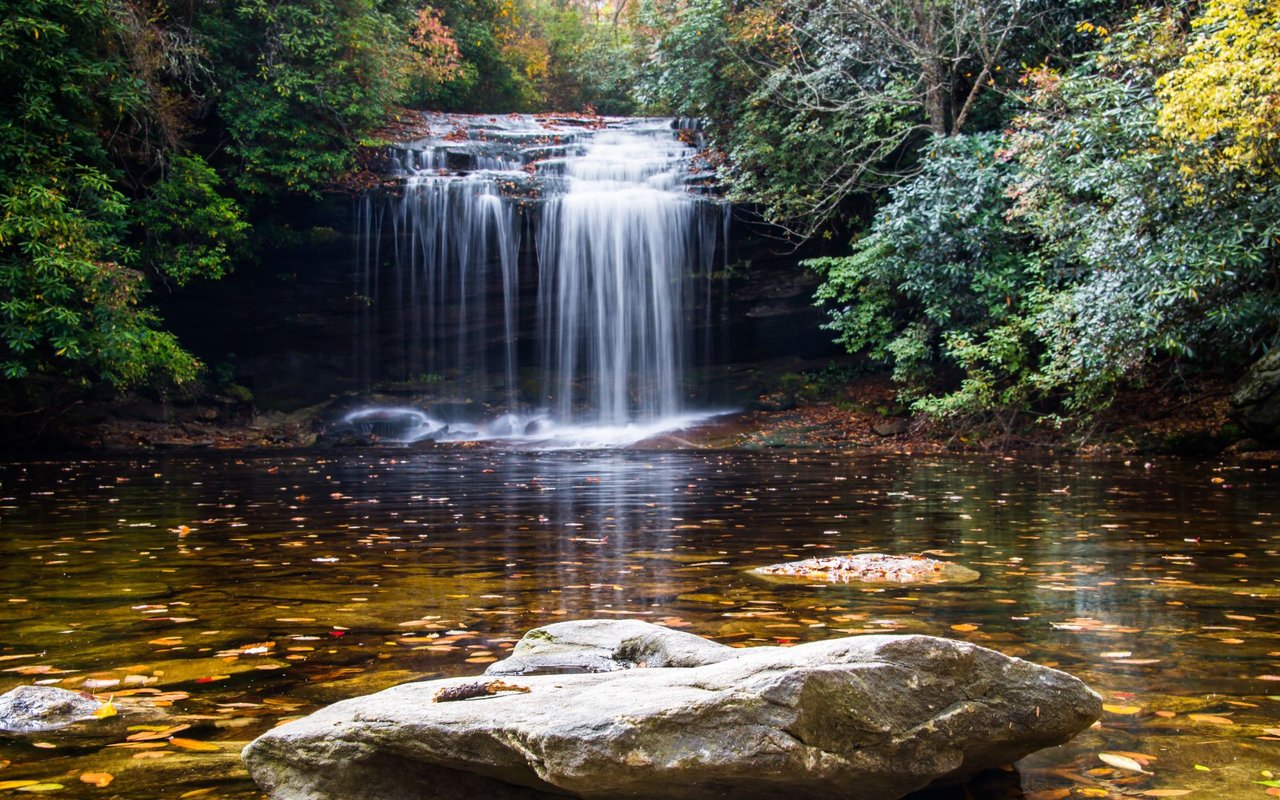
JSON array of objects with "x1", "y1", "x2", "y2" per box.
[{"x1": 242, "y1": 620, "x2": 1101, "y2": 800}]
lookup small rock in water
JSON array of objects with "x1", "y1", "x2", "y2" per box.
[
  {"x1": 243, "y1": 620, "x2": 1099, "y2": 800},
  {"x1": 751, "y1": 553, "x2": 980, "y2": 585},
  {"x1": 0, "y1": 685, "x2": 104, "y2": 734},
  {"x1": 873, "y1": 418, "x2": 909, "y2": 437}
]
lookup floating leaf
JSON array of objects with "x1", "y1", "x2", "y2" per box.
[
  {"x1": 169, "y1": 737, "x2": 221, "y2": 752},
  {"x1": 92, "y1": 697, "x2": 117, "y2": 719},
  {"x1": 79, "y1": 773, "x2": 113, "y2": 788},
  {"x1": 0, "y1": 782, "x2": 39, "y2": 791},
  {"x1": 1102, "y1": 704, "x2": 1142, "y2": 715},
  {"x1": 1099, "y1": 752, "x2": 1150, "y2": 774},
  {"x1": 1140, "y1": 791, "x2": 1193, "y2": 797},
  {"x1": 950, "y1": 623, "x2": 979, "y2": 632},
  {"x1": 16, "y1": 785, "x2": 63, "y2": 793},
  {"x1": 1188, "y1": 714, "x2": 1233, "y2": 725},
  {"x1": 127, "y1": 724, "x2": 190, "y2": 741}
]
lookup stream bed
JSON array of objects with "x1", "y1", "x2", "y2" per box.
[{"x1": 1, "y1": 450, "x2": 1277, "y2": 798}]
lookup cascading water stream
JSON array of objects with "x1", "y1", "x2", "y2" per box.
[{"x1": 349, "y1": 114, "x2": 726, "y2": 446}]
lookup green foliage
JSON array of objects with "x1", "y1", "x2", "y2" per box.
[
  {"x1": 0, "y1": 0, "x2": 200, "y2": 388},
  {"x1": 635, "y1": 0, "x2": 737, "y2": 119},
  {"x1": 141, "y1": 155, "x2": 248, "y2": 285},
  {"x1": 203, "y1": 0, "x2": 423, "y2": 194},
  {"x1": 810, "y1": 134, "x2": 1039, "y2": 401},
  {"x1": 811, "y1": 6, "x2": 1280, "y2": 431}
]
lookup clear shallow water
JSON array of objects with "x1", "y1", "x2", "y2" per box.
[{"x1": 0, "y1": 451, "x2": 1278, "y2": 798}]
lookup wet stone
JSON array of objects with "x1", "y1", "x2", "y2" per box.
[
  {"x1": 243, "y1": 623, "x2": 1100, "y2": 800},
  {"x1": 0, "y1": 685, "x2": 103, "y2": 734}
]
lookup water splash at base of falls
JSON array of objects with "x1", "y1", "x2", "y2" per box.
[{"x1": 339, "y1": 406, "x2": 727, "y2": 449}]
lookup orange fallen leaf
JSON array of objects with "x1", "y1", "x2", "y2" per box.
[
  {"x1": 126, "y1": 724, "x2": 190, "y2": 742},
  {"x1": 1140, "y1": 791, "x2": 1193, "y2": 798},
  {"x1": 169, "y1": 737, "x2": 220, "y2": 752},
  {"x1": 950, "y1": 624, "x2": 979, "y2": 632},
  {"x1": 132, "y1": 751, "x2": 168, "y2": 760},
  {"x1": 1188, "y1": 714, "x2": 1234, "y2": 725},
  {"x1": 1107, "y1": 750, "x2": 1157, "y2": 763},
  {"x1": 79, "y1": 773, "x2": 113, "y2": 788}
]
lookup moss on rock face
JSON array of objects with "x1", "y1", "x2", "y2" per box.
[{"x1": 1233, "y1": 348, "x2": 1280, "y2": 445}]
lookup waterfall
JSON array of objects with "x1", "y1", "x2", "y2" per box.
[{"x1": 350, "y1": 114, "x2": 725, "y2": 445}]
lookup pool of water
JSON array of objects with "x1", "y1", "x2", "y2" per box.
[{"x1": 0, "y1": 451, "x2": 1277, "y2": 798}]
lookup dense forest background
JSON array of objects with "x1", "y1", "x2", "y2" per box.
[{"x1": 1, "y1": 0, "x2": 1277, "y2": 444}]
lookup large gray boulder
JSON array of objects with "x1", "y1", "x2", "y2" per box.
[
  {"x1": 244, "y1": 622, "x2": 1100, "y2": 800},
  {"x1": 1233, "y1": 348, "x2": 1280, "y2": 443}
]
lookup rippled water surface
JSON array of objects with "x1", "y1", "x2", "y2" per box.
[{"x1": 1, "y1": 451, "x2": 1278, "y2": 798}]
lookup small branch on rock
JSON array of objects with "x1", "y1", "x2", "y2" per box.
[{"x1": 432, "y1": 680, "x2": 531, "y2": 703}]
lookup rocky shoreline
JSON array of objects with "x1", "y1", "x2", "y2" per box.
[{"x1": 53, "y1": 372, "x2": 1275, "y2": 458}]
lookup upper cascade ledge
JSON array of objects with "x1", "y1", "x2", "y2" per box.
[{"x1": 383, "y1": 112, "x2": 716, "y2": 191}]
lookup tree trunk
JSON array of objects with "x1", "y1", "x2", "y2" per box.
[{"x1": 923, "y1": 61, "x2": 948, "y2": 135}]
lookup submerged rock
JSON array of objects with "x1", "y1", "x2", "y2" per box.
[
  {"x1": 243, "y1": 622, "x2": 1099, "y2": 800},
  {"x1": 873, "y1": 418, "x2": 910, "y2": 437},
  {"x1": 751, "y1": 553, "x2": 981, "y2": 585}
]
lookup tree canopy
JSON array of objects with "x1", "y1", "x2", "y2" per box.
[{"x1": 3, "y1": 0, "x2": 1276, "y2": 444}]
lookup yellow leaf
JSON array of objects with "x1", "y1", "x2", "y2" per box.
[
  {"x1": 16, "y1": 785, "x2": 64, "y2": 793},
  {"x1": 92, "y1": 697, "x2": 117, "y2": 719},
  {"x1": 0, "y1": 782, "x2": 39, "y2": 791},
  {"x1": 1102, "y1": 704, "x2": 1142, "y2": 715},
  {"x1": 169, "y1": 737, "x2": 220, "y2": 752}
]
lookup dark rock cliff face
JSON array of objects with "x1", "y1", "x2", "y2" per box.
[
  {"x1": 1232, "y1": 348, "x2": 1280, "y2": 445},
  {"x1": 158, "y1": 127, "x2": 839, "y2": 414}
]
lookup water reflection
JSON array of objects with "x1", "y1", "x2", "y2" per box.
[{"x1": 0, "y1": 452, "x2": 1277, "y2": 798}]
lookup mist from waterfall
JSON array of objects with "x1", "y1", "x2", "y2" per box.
[{"x1": 351, "y1": 115, "x2": 726, "y2": 446}]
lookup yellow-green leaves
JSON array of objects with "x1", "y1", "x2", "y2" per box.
[{"x1": 1156, "y1": 0, "x2": 1280, "y2": 175}]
